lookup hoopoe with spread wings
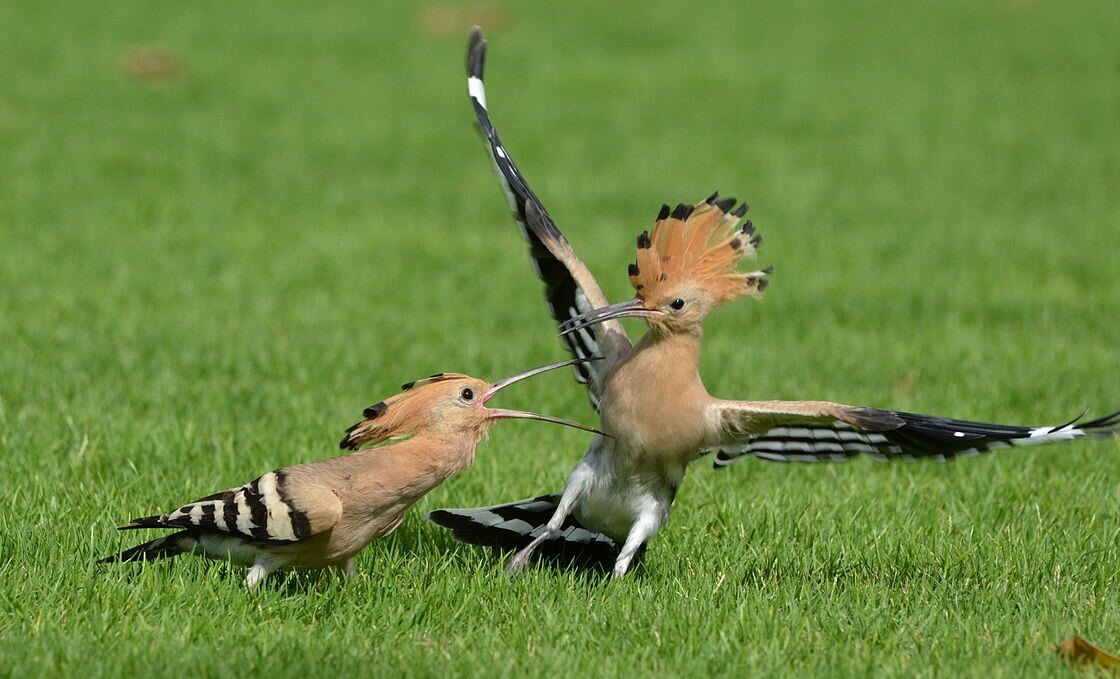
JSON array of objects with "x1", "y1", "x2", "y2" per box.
[
  {"x1": 100, "y1": 359, "x2": 603, "y2": 588},
  {"x1": 428, "y1": 29, "x2": 1120, "y2": 578}
]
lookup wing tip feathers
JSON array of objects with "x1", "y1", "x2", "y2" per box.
[{"x1": 467, "y1": 26, "x2": 486, "y2": 79}]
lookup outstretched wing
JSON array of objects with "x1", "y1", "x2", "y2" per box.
[
  {"x1": 707, "y1": 400, "x2": 1120, "y2": 466},
  {"x1": 467, "y1": 28, "x2": 630, "y2": 410},
  {"x1": 118, "y1": 469, "x2": 343, "y2": 544}
]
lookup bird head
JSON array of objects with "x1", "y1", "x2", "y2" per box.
[
  {"x1": 561, "y1": 194, "x2": 770, "y2": 338},
  {"x1": 339, "y1": 358, "x2": 605, "y2": 450}
]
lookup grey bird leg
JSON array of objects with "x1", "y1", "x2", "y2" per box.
[
  {"x1": 506, "y1": 463, "x2": 593, "y2": 574},
  {"x1": 244, "y1": 555, "x2": 280, "y2": 590},
  {"x1": 611, "y1": 510, "x2": 663, "y2": 578}
]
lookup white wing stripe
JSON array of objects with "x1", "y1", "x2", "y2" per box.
[
  {"x1": 258, "y1": 472, "x2": 296, "y2": 541},
  {"x1": 235, "y1": 491, "x2": 254, "y2": 534},
  {"x1": 467, "y1": 76, "x2": 487, "y2": 109}
]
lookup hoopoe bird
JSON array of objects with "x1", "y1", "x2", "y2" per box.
[
  {"x1": 100, "y1": 359, "x2": 604, "y2": 588},
  {"x1": 428, "y1": 28, "x2": 1120, "y2": 578}
]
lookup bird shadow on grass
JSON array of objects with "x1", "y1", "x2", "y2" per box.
[
  {"x1": 268, "y1": 568, "x2": 350, "y2": 597},
  {"x1": 102, "y1": 522, "x2": 643, "y2": 594},
  {"x1": 97, "y1": 556, "x2": 347, "y2": 596},
  {"x1": 421, "y1": 527, "x2": 652, "y2": 587}
]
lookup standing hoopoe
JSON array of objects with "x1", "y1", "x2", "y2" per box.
[
  {"x1": 428, "y1": 29, "x2": 1120, "y2": 578},
  {"x1": 100, "y1": 359, "x2": 604, "y2": 588}
]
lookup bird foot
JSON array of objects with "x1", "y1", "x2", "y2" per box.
[{"x1": 505, "y1": 552, "x2": 531, "y2": 576}]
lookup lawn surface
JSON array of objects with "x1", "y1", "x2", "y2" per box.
[{"x1": 1, "y1": 1, "x2": 1119, "y2": 676}]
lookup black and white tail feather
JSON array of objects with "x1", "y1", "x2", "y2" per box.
[
  {"x1": 98, "y1": 531, "x2": 196, "y2": 563},
  {"x1": 428, "y1": 495, "x2": 626, "y2": 571},
  {"x1": 711, "y1": 408, "x2": 1120, "y2": 467}
]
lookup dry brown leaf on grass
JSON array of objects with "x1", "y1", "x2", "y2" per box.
[
  {"x1": 1057, "y1": 635, "x2": 1120, "y2": 668},
  {"x1": 418, "y1": 3, "x2": 510, "y2": 37},
  {"x1": 119, "y1": 45, "x2": 183, "y2": 85}
]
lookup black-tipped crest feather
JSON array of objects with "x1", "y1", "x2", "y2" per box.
[
  {"x1": 670, "y1": 203, "x2": 692, "y2": 220},
  {"x1": 714, "y1": 197, "x2": 737, "y2": 213}
]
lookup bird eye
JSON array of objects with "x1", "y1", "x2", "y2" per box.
[
  {"x1": 669, "y1": 298, "x2": 685, "y2": 311},
  {"x1": 460, "y1": 387, "x2": 474, "y2": 402}
]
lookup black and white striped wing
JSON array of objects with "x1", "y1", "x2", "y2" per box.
[
  {"x1": 467, "y1": 29, "x2": 630, "y2": 410},
  {"x1": 708, "y1": 401, "x2": 1120, "y2": 467},
  {"x1": 710, "y1": 423, "x2": 901, "y2": 464},
  {"x1": 118, "y1": 469, "x2": 342, "y2": 545}
]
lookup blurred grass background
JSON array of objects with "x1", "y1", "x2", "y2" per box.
[{"x1": 0, "y1": 0, "x2": 1118, "y2": 676}]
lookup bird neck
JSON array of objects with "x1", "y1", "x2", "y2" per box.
[
  {"x1": 345, "y1": 430, "x2": 480, "y2": 493},
  {"x1": 420, "y1": 425, "x2": 487, "y2": 467},
  {"x1": 598, "y1": 326, "x2": 714, "y2": 464},
  {"x1": 644, "y1": 324, "x2": 703, "y2": 363},
  {"x1": 602, "y1": 324, "x2": 707, "y2": 415}
]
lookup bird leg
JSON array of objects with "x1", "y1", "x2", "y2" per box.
[
  {"x1": 243, "y1": 555, "x2": 279, "y2": 590},
  {"x1": 337, "y1": 558, "x2": 356, "y2": 578},
  {"x1": 612, "y1": 510, "x2": 663, "y2": 578},
  {"x1": 505, "y1": 529, "x2": 555, "y2": 575},
  {"x1": 506, "y1": 464, "x2": 592, "y2": 575}
]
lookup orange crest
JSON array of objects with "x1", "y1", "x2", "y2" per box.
[
  {"x1": 628, "y1": 193, "x2": 770, "y2": 304},
  {"x1": 340, "y1": 373, "x2": 479, "y2": 450}
]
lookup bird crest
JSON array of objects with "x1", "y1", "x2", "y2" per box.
[
  {"x1": 628, "y1": 193, "x2": 770, "y2": 305},
  {"x1": 400, "y1": 372, "x2": 466, "y2": 392},
  {"x1": 340, "y1": 373, "x2": 474, "y2": 450}
]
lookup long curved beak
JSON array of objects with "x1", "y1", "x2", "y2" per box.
[
  {"x1": 482, "y1": 358, "x2": 608, "y2": 437},
  {"x1": 559, "y1": 298, "x2": 663, "y2": 337},
  {"x1": 484, "y1": 408, "x2": 606, "y2": 436}
]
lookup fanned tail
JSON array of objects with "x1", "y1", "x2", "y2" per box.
[{"x1": 428, "y1": 495, "x2": 623, "y2": 571}]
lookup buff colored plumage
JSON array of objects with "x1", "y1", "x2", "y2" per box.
[
  {"x1": 101, "y1": 359, "x2": 602, "y2": 588},
  {"x1": 429, "y1": 28, "x2": 1120, "y2": 578}
]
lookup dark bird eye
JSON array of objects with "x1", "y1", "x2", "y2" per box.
[
  {"x1": 670, "y1": 298, "x2": 685, "y2": 311},
  {"x1": 460, "y1": 387, "x2": 474, "y2": 401}
]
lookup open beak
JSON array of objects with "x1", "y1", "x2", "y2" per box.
[
  {"x1": 482, "y1": 358, "x2": 608, "y2": 437},
  {"x1": 559, "y1": 298, "x2": 664, "y2": 337}
]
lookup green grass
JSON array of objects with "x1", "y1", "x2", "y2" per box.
[{"x1": 2, "y1": 0, "x2": 1119, "y2": 675}]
